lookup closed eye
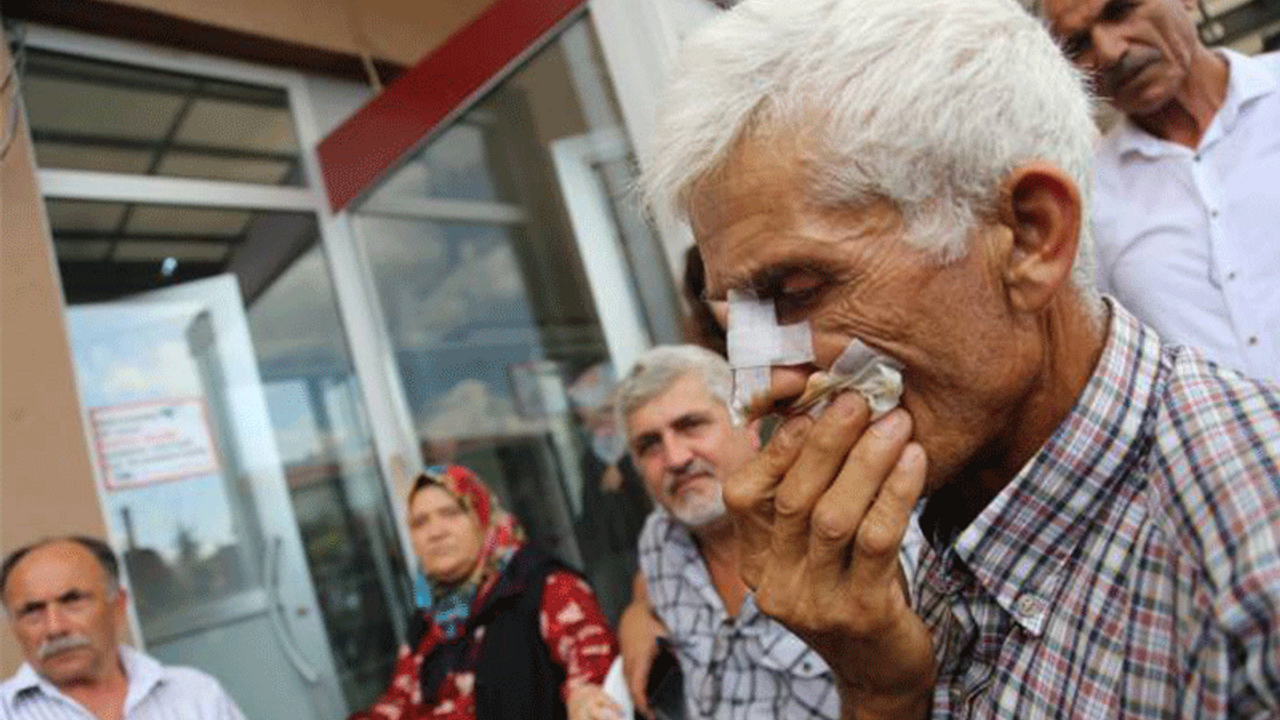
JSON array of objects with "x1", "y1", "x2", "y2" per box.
[
  {"x1": 1061, "y1": 31, "x2": 1091, "y2": 60},
  {"x1": 1099, "y1": 0, "x2": 1137, "y2": 23}
]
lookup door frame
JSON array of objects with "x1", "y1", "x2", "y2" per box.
[{"x1": 22, "y1": 21, "x2": 426, "y2": 693}]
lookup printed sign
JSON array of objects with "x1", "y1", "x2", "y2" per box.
[{"x1": 89, "y1": 398, "x2": 220, "y2": 489}]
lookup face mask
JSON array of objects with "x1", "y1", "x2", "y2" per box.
[
  {"x1": 590, "y1": 427, "x2": 627, "y2": 466},
  {"x1": 725, "y1": 291, "x2": 903, "y2": 423}
]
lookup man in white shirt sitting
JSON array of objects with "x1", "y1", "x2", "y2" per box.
[
  {"x1": 1, "y1": 536, "x2": 247, "y2": 720},
  {"x1": 1044, "y1": 0, "x2": 1280, "y2": 383}
]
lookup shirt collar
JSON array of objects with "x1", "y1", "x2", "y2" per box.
[
  {"x1": 949, "y1": 300, "x2": 1164, "y2": 635},
  {"x1": 653, "y1": 509, "x2": 766, "y2": 628},
  {"x1": 1, "y1": 645, "x2": 169, "y2": 714},
  {"x1": 1, "y1": 660, "x2": 48, "y2": 712},
  {"x1": 1111, "y1": 49, "x2": 1277, "y2": 158},
  {"x1": 120, "y1": 645, "x2": 168, "y2": 713}
]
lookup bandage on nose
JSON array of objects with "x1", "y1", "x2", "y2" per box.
[
  {"x1": 726, "y1": 291, "x2": 814, "y2": 421},
  {"x1": 725, "y1": 291, "x2": 904, "y2": 422}
]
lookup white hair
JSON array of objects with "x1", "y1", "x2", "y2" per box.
[
  {"x1": 615, "y1": 344, "x2": 732, "y2": 437},
  {"x1": 643, "y1": 0, "x2": 1101, "y2": 293}
]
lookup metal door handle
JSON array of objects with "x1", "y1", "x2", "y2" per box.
[{"x1": 264, "y1": 536, "x2": 321, "y2": 683}]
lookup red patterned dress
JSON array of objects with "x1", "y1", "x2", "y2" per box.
[{"x1": 353, "y1": 571, "x2": 617, "y2": 720}]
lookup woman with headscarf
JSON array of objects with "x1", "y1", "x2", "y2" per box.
[{"x1": 349, "y1": 466, "x2": 622, "y2": 720}]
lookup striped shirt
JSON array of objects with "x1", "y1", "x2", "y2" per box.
[
  {"x1": 638, "y1": 510, "x2": 840, "y2": 720},
  {"x1": 1, "y1": 645, "x2": 246, "y2": 720},
  {"x1": 916, "y1": 300, "x2": 1280, "y2": 719}
]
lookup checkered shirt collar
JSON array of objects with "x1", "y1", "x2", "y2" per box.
[{"x1": 946, "y1": 300, "x2": 1162, "y2": 635}]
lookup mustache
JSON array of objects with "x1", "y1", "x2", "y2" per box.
[
  {"x1": 664, "y1": 458, "x2": 717, "y2": 493},
  {"x1": 1098, "y1": 52, "x2": 1151, "y2": 96},
  {"x1": 38, "y1": 634, "x2": 91, "y2": 660}
]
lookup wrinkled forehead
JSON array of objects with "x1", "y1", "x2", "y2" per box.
[
  {"x1": 1042, "y1": 0, "x2": 1105, "y2": 36},
  {"x1": 4, "y1": 543, "x2": 107, "y2": 602}
]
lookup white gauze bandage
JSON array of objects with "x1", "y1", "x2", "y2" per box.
[{"x1": 725, "y1": 291, "x2": 904, "y2": 422}]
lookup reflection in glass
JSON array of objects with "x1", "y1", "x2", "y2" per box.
[
  {"x1": 67, "y1": 303, "x2": 260, "y2": 619},
  {"x1": 248, "y1": 244, "x2": 411, "y2": 710},
  {"x1": 351, "y1": 16, "x2": 662, "y2": 623},
  {"x1": 23, "y1": 48, "x2": 303, "y2": 186}
]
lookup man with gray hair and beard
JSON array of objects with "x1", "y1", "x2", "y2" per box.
[
  {"x1": 615, "y1": 345, "x2": 842, "y2": 719},
  {"x1": 641, "y1": 0, "x2": 1280, "y2": 718},
  {"x1": 1, "y1": 537, "x2": 247, "y2": 720}
]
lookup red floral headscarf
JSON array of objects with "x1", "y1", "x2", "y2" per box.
[{"x1": 410, "y1": 465, "x2": 526, "y2": 628}]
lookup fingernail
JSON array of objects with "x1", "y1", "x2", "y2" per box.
[
  {"x1": 832, "y1": 390, "x2": 862, "y2": 415},
  {"x1": 897, "y1": 442, "x2": 925, "y2": 470},
  {"x1": 869, "y1": 409, "x2": 909, "y2": 439},
  {"x1": 777, "y1": 414, "x2": 809, "y2": 441}
]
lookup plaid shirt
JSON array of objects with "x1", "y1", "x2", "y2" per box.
[
  {"x1": 638, "y1": 511, "x2": 840, "y2": 719},
  {"x1": 916, "y1": 300, "x2": 1280, "y2": 719}
]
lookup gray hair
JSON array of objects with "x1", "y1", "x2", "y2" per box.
[
  {"x1": 643, "y1": 0, "x2": 1101, "y2": 294},
  {"x1": 616, "y1": 345, "x2": 733, "y2": 436},
  {"x1": 1, "y1": 536, "x2": 122, "y2": 604}
]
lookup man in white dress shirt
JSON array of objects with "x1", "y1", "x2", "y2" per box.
[
  {"x1": 1043, "y1": 0, "x2": 1280, "y2": 383},
  {"x1": 1, "y1": 536, "x2": 247, "y2": 720}
]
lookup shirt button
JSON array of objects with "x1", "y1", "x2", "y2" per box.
[
  {"x1": 1194, "y1": 153, "x2": 1202, "y2": 162},
  {"x1": 1015, "y1": 594, "x2": 1044, "y2": 620},
  {"x1": 1227, "y1": 272, "x2": 1237, "y2": 281},
  {"x1": 1249, "y1": 336, "x2": 1259, "y2": 346},
  {"x1": 1210, "y1": 209, "x2": 1220, "y2": 218}
]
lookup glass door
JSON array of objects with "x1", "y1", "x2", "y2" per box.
[
  {"x1": 25, "y1": 27, "x2": 413, "y2": 717},
  {"x1": 345, "y1": 12, "x2": 676, "y2": 623},
  {"x1": 67, "y1": 276, "x2": 346, "y2": 720}
]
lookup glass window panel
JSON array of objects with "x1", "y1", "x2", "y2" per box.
[
  {"x1": 23, "y1": 75, "x2": 186, "y2": 141},
  {"x1": 67, "y1": 305, "x2": 261, "y2": 615},
  {"x1": 113, "y1": 240, "x2": 230, "y2": 262},
  {"x1": 55, "y1": 240, "x2": 112, "y2": 262},
  {"x1": 24, "y1": 49, "x2": 304, "y2": 187},
  {"x1": 127, "y1": 206, "x2": 251, "y2": 235},
  {"x1": 57, "y1": 202, "x2": 410, "y2": 712},
  {"x1": 246, "y1": 244, "x2": 410, "y2": 711},
  {"x1": 351, "y1": 16, "x2": 666, "y2": 624},
  {"x1": 34, "y1": 142, "x2": 154, "y2": 174},
  {"x1": 176, "y1": 99, "x2": 299, "y2": 153},
  {"x1": 158, "y1": 152, "x2": 294, "y2": 184},
  {"x1": 45, "y1": 199, "x2": 128, "y2": 232},
  {"x1": 365, "y1": 121, "x2": 505, "y2": 203}
]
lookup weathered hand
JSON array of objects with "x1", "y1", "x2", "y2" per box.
[
  {"x1": 618, "y1": 574, "x2": 667, "y2": 719},
  {"x1": 724, "y1": 392, "x2": 933, "y2": 719}
]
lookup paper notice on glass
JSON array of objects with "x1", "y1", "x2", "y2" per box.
[{"x1": 89, "y1": 397, "x2": 221, "y2": 489}]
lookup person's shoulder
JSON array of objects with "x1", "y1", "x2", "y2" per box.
[
  {"x1": 1249, "y1": 49, "x2": 1280, "y2": 77},
  {"x1": 1159, "y1": 348, "x2": 1280, "y2": 432},
  {"x1": 156, "y1": 662, "x2": 232, "y2": 694},
  {"x1": 0, "y1": 663, "x2": 36, "y2": 699},
  {"x1": 1142, "y1": 350, "x2": 1280, "y2": 615},
  {"x1": 145, "y1": 657, "x2": 240, "y2": 711},
  {"x1": 1145, "y1": 347, "x2": 1280, "y2": 514},
  {"x1": 1092, "y1": 123, "x2": 1133, "y2": 183},
  {"x1": 637, "y1": 509, "x2": 671, "y2": 546}
]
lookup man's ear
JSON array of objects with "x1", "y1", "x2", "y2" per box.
[
  {"x1": 997, "y1": 162, "x2": 1082, "y2": 312},
  {"x1": 110, "y1": 586, "x2": 130, "y2": 631}
]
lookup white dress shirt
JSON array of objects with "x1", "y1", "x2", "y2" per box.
[
  {"x1": 1091, "y1": 49, "x2": 1280, "y2": 384},
  {"x1": 0, "y1": 645, "x2": 246, "y2": 720}
]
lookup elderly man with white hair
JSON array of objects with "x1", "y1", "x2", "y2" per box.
[{"x1": 642, "y1": 0, "x2": 1280, "y2": 719}]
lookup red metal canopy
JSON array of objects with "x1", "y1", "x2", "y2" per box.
[{"x1": 317, "y1": 0, "x2": 587, "y2": 211}]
